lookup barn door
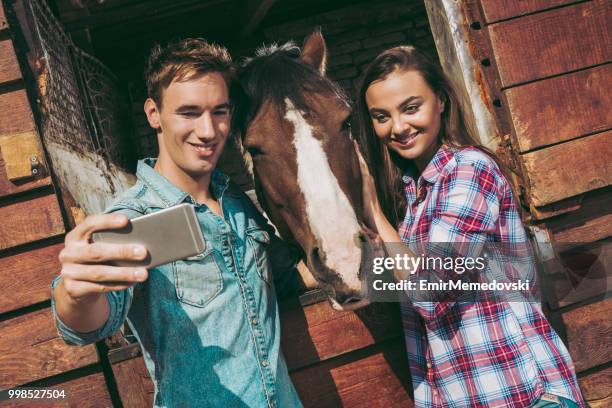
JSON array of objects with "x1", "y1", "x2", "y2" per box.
[{"x1": 463, "y1": 1, "x2": 611, "y2": 406}]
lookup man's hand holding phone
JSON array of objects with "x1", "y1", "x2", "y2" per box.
[
  {"x1": 60, "y1": 213, "x2": 149, "y2": 300},
  {"x1": 54, "y1": 213, "x2": 149, "y2": 333}
]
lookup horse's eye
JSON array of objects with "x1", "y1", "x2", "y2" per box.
[
  {"x1": 341, "y1": 118, "x2": 353, "y2": 140},
  {"x1": 246, "y1": 145, "x2": 264, "y2": 157},
  {"x1": 342, "y1": 118, "x2": 352, "y2": 131}
]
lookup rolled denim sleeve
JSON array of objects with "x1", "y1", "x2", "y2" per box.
[{"x1": 51, "y1": 276, "x2": 133, "y2": 345}]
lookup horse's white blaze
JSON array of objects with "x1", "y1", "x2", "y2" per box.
[{"x1": 284, "y1": 98, "x2": 362, "y2": 292}]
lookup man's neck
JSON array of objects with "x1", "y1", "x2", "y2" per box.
[{"x1": 154, "y1": 157, "x2": 215, "y2": 203}]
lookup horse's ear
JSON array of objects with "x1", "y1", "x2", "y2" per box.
[{"x1": 300, "y1": 28, "x2": 327, "y2": 75}]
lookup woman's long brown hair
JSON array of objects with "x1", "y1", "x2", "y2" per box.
[{"x1": 357, "y1": 46, "x2": 518, "y2": 226}]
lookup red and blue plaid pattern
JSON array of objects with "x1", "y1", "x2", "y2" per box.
[{"x1": 398, "y1": 145, "x2": 585, "y2": 407}]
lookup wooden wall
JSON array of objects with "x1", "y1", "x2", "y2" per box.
[
  {"x1": 1, "y1": 0, "x2": 609, "y2": 406},
  {"x1": 465, "y1": 1, "x2": 612, "y2": 406},
  {"x1": 0, "y1": 0, "x2": 113, "y2": 405}
]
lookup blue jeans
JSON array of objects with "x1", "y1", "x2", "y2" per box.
[{"x1": 532, "y1": 393, "x2": 580, "y2": 408}]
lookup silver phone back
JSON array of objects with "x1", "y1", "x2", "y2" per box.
[{"x1": 92, "y1": 203, "x2": 206, "y2": 268}]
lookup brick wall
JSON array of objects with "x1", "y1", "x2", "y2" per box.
[
  {"x1": 128, "y1": 0, "x2": 436, "y2": 189},
  {"x1": 262, "y1": 0, "x2": 436, "y2": 99}
]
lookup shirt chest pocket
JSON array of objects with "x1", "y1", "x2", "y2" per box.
[
  {"x1": 245, "y1": 227, "x2": 272, "y2": 286},
  {"x1": 173, "y1": 246, "x2": 223, "y2": 307}
]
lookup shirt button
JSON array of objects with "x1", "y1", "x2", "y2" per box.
[
  {"x1": 261, "y1": 359, "x2": 269, "y2": 367},
  {"x1": 251, "y1": 318, "x2": 258, "y2": 325},
  {"x1": 426, "y1": 362, "x2": 432, "y2": 369}
]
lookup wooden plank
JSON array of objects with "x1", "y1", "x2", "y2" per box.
[
  {"x1": 545, "y1": 244, "x2": 611, "y2": 309},
  {"x1": 0, "y1": 193, "x2": 65, "y2": 250},
  {"x1": 0, "y1": 175, "x2": 52, "y2": 199},
  {"x1": 488, "y1": 0, "x2": 612, "y2": 87},
  {"x1": 63, "y1": 0, "x2": 224, "y2": 31},
  {"x1": 0, "y1": 308, "x2": 98, "y2": 388},
  {"x1": 561, "y1": 298, "x2": 612, "y2": 372},
  {"x1": 2, "y1": 372, "x2": 113, "y2": 407},
  {"x1": 0, "y1": 39, "x2": 21, "y2": 84},
  {"x1": 111, "y1": 355, "x2": 155, "y2": 408},
  {"x1": 480, "y1": 0, "x2": 580, "y2": 23},
  {"x1": 578, "y1": 365, "x2": 612, "y2": 408},
  {"x1": 0, "y1": 0, "x2": 7, "y2": 31},
  {"x1": 240, "y1": 0, "x2": 276, "y2": 37},
  {"x1": 529, "y1": 196, "x2": 582, "y2": 221},
  {"x1": 522, "y1": 131, "x2": 612, "y2": 207},
  {"x1": 0, "y1": 242, "x2": 63, "y2": 314},
  {"x1": 505, "y1": 65, "x2": 612, "y2": 152},
  {"x1": 0, "y1": 130, "x2": 45, "y2": 181},
  {"x1": 281, "y1": 302, "x2": 403, "y2": 371},
  {"x1": 290, "y1": 340, "x2": 413, "y2": 408},
  {"x1": 0, "y1": 89, "x2": 36, "y2": 135},
  {"x1": 547, "y1": 189, "x2": 612, "y2": 243}
]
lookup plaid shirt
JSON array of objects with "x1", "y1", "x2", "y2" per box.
[{"x1": 398, "y1": 145, "x2": 585, "y2": 407}]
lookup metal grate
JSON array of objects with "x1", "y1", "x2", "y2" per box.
[{"x1": 25, "y1": 0, "x2": 133, "y2": 170}]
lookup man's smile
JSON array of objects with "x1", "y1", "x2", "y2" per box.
[{"x1": 187, "y1": 142, "x2": 217, "y2": 158}]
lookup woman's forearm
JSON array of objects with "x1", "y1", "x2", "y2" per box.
[{"x1": 374, "y1": 212, "x2": 401, "y2": 243}]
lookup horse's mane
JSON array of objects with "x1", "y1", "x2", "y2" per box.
[{"x1": 233, "y1": 41, "x2": 350, "y2": 135}]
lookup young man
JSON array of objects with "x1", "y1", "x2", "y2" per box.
[{"x1": 51, "y1": 39, "x2": 302, "y2": 407}]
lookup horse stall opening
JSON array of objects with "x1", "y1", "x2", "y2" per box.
[{"x1": 0, "y1": 0, "x2": 609, "y2": 407}]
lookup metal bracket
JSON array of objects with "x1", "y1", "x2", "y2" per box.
[{"x1": 0, "y1": 131, "x2": 46, "y2": 181}]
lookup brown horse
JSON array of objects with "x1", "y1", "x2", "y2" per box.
[{"x1": 236, "y1": 31, "x2": 384, "y2": 309}]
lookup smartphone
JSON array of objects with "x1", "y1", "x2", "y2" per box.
[{"x1": 92, "y1": 203, "x2": 206, "y2": 268}]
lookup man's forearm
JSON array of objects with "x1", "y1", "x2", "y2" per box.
[{"x1": 53, "y1": 278, "x2": 111, "y2": 333}]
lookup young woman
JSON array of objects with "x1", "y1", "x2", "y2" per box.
[{"x1": 356, "y1": 46, "x2": 585, "y2": 408}]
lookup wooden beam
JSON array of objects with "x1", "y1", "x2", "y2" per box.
[
  {"x1": 480, "y1": 0, "x2": 579, "y2": 24},
  {"x1": 546, "y1": 188, "x2": 612, "y2": 243},
  {"x1": 240, "y1": 0, "x2": 276, "y2": 37},
  {"x1": 0, "y1": 308, "x2": 98, "y2": 388},
  {"x1": 280, "y1": 301, "x2": 403, "y2": 371},
  {"x1": 505, "y1": 65, "x2": 612, "y2": 153},
  {"x1": 111, "y1": 355, "x2": 155, "y2": 407},
  {"x1": 578, "y1": 365, "x2": 612, "y2": 408},
  {"x1": 0, "y1": 0, "x2": 7, "y2": 32},
  {"x1": 290, "y1": 339, "x2": 413, "y2": 407},
  {"x1": 488, "y1": 0, "x2": 611, "y2": 87},
  {"x1": 561, "y1": 298, "x2": 612, "y2": 373},
  {"x1": 521, "y1": 131, "x2": 612, "y2": 207},
  {"x1": 61, "y1": 0, "x2": 226, "y2": 32},
  {"x1": 0, "y1": 242, "x2": 63, "y2": 314},
  {"x1": 0, "y1": 39, "x2": 21, "y2": 85},
  {"x1": 0, "y1": 89, "x2": 36, "y2": 135},
  {"x1": 0, "y1": 193, "x2": 65, "y2": 250}
]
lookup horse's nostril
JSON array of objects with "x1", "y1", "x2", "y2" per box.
[
  {"x1": 310, "y1": 247, "x2": 324, "y2": 269},
  {"x1": 312, "y1": 247, "x2": 320, "y2": 259}
]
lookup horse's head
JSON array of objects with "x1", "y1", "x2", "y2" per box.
[{"x1": 236, "y1": 30, "x2": 385, "y2": 310}]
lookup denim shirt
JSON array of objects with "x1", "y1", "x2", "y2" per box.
[{"x1": 51, "y1": 158, "x2": 303, "y2": 408}]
